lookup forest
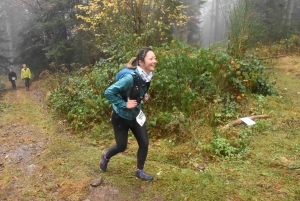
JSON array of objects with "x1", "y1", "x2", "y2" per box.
[{"x1": 0, "y1": 0, "x2": 299, "y2": 75}]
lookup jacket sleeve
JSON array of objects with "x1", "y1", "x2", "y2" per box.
[
  {"x1": 21, "y1": 70, "x2": 24, "y2": 79},
  {"x1": 29, "y1": 69, "x2": 31, "y2": 79},
  {"x1": 104, "y1": 74, "x2": 133, "y2": 109}
]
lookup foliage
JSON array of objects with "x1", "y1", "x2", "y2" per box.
[
  {"x1": 151, "y1": 42, "x2": 276, "y2": 124},
  {"x1": 227, "y1": 0, "x2": 300, "y2": 53},
  {"x1": 210, "y1": 129, "x2": 251, "y2": 159},
  {"x1": 47, "y1": 41, "x2": 276, "y2": 136},
  {"x1": 211, "y1": 135, "x2": 238, "y2": 158},
  {"x1": 76, "y1": 0, "x2": 189, "y2": 58},
  {"x1": 246, "y1": 34, "x2": 300, "y2": 60},
  {"x1": 0, "y1": 22, "x2": 11, "y2": 73},
  {"x1": 174, "y1": 0, "x2": 205, "y2": 45},
  {"x1": 227, "y1": 0, "x2": 263, "y2": 58},
  {"x1": 47, "y1": 66, "x2": 111, "y2": 129},
  {"x1": 16, "y1": 0, "x2": 98, "y2": 76},
  {"x1": 0, "y1": 77, "x2": 5, "y2": 94},
  {"x1": 254, "y1": 0, "x2": 300, "y2": 44},
  {"x1": 147, "y1": 110, "x2": 190, "y2": 142},
  {"x1": 0, "y1": 55, "x2": 10, "y2": 75},
  {"x1": 269, "y1": 35, "x2": 300, "y2": 56}
]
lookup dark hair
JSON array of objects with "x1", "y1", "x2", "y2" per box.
[{"x1": 127, "y1": 47, "x2": 153, "y2": 69}]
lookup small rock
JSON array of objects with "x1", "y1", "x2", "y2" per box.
[
  {"x1": 199, "y1": 166, "x2": 206, "y2": 171},
  {"x1": 28, "y1": 164, "x2": 36, "y2": 170},
  {"x1": 90, "y1": 178, "x2": 104, "y2": 187}
]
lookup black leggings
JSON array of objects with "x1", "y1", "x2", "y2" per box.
[
  {"x1": 106, "y1": 111, "x2": 149, "y2": 170},
  {"x1": 24, "y1": 78, "x2": 30, "y2": 88},
  {"x1": 10, "y1": 80, "x2": 16, "y2": 90}
]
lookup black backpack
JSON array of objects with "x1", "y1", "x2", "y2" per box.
[{"x1": 116, "y1": 68, "x2": 150, "y2": 103}]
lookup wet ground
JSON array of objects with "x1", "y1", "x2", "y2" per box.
[{"x1": 0, "y1": 83, "x2": 122, "y2": 201}]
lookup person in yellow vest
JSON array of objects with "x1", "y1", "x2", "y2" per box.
[{"x1": 21, "y1": 64, "x2": 31, "y2": 90}]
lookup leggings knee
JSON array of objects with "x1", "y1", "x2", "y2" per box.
[{"x1": 117, "y1": 144, "x2": 127, "y2": 152}]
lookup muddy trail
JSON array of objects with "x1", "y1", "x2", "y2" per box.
[{"x1": 0, "y1": 82, "x2": 121, "y2": 201}]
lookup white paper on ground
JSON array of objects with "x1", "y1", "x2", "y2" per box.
[{"x1": 240, "y1": 117, "x2": 256, "y2": 126}]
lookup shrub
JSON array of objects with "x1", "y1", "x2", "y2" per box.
[
  {"x1": 210, "y1": 129, "x2": 250, "y2": 159},
  {"x1": 48, "y1": 66, "x2": 111, "y2": 130},
  {"x1": 47, "y1": 42, "x2": 276, "y2": 135},
  {"x1": 0, "y1": 80, "x2": 5, "y2": 93},
  {"x1": 152, "y1": 44, "x2": 275, "y2": 115}
]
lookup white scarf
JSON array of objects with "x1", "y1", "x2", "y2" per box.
[{"x1": 137, "y1": 66, "x2": 153, "y2": 82}]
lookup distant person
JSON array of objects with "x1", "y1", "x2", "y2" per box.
[
  {"x1": 8, "y1": 69, "x2": 17, "y2": 90},
  {"x1": 21, "y1": 64, "x2": 31, "y2": 90}
]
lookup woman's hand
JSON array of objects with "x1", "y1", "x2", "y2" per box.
[
  {"x1": 127, "y1": 98, "x2": 138, "y2": 109},
  {"x1": 143, "y1": 93, "x2": 149, "y2": 102}
]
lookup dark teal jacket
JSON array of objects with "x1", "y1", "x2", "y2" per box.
[{"x1": 104, "y1": 70, "x2": 149, "y2": 120}]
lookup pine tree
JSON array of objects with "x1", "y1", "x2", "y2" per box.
[{"x1": 17, "y1": 0, "x2": 98, "y2": 75}]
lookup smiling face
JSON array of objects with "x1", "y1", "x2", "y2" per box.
[{"x1": 138, "y1": 50, "x2": 157, "y2": 74}]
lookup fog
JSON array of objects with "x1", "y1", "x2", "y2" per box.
[
  {"x1": 0, "y1": 0, "x2": 27, "y2": 75},
  {"x1": 1, "y1": 0, "x2": 239, "y2": 76},
  {"x1": 200, "y1": 0, "x2": 239, "y2": 47},
  {"x1": 1, "y1": 0, "x2": 299, "y2": 75}
]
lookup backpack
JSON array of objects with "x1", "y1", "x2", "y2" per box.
[{"x1": 116, "y1": 68, "x2": 150, "y2": 103}]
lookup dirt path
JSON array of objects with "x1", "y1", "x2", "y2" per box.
[
  {"x1": 0, "y1": 82, "x2": 120, "y2": 201},
  {"x1": 0, "y1": 83, "x2": 47, "y2": 200}
]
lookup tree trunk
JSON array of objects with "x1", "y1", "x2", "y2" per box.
[
  {"x1": 5, "y1": 16, "x2": 13, "y2": 62},
  {"x1": 214, "y1": 0, "x2": 220, "y2": 41},
  {"x1": 209, "y1": 0, "x2": 215, "y2": 44},
  {"x1": 285, "y1": 0, "x2": 294, "y2": 27}
]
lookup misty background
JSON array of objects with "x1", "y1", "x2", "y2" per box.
[{"x1": 0, "y1": 0, "x2": 299, "y2": 77}]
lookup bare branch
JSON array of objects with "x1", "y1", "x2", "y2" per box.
[{"x1": 222, "y1": 115, "x2": 271, "y2": 129}]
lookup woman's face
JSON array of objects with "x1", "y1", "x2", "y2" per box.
[{"x1": 139, "y1": 50, "x2": 157, "y2": 74}]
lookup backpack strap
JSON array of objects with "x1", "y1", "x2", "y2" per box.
[
  {"x1": 116, "y1": 68, "x2": 135, "y2": 81},
  {"x1": 129, "y1": 72, "x2": 142, "y2": 103},
  {"x1": 119, "y1": 69, "x2": 151, "y2": 103},
  {"x1": 145, "y1": 82, "x2": 150, "y2": 94}
]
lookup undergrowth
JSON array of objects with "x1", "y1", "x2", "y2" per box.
[
  {"x1": 0, "y1": 76, "x2": 6, "y2": 93},
  {"x1": 47, "y1": 43, "x2": 275, "y2": 125},
  {"x1": 42, "y1": 41, "x2": 281, "y2": 160}
]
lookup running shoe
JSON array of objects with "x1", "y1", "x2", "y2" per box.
[
  {"x1": 136, "y1": 169, "x2": 153, "y2": 181},
  {"x1": 100, "y1": 153, "x2": 109, "y2": 172}
]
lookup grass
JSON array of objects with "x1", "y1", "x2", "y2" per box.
[{"x1": 0, "y1": 56, "x2": 300, "y2": 200}]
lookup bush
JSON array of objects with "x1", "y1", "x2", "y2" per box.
[
  {"x1": 47, "y1": 66, "x2": 112, "y2": 130},
  {"x1": 0, "y1": 81, "x2": 5, "y2": 92},
  {"x1": 152, "y1": 43, "x2": 275, "y2": 119},
  {"x1": 47, "y1": 42, "x2": 276, "y2": 135},
  {"x1": 0, "y1": 76, "x2": 5, "y2": 93},
  {"x1": 210, "y1": 129, "x2": 250, "y2": 159}
]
